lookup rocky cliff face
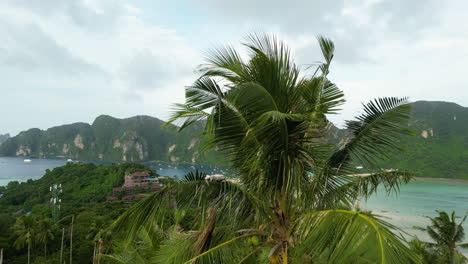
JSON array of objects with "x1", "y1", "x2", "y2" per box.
[
  {"x1": 1, "y1": 101, "x2": 467, "y2": 178},
  {"x1": 0, "y1": 115, "x2": 224, "y2": 163}
]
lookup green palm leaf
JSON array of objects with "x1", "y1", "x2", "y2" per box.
[
  {"x1": 327, "y1": 97, "x2": 413, "y2": 173},
  {"x1": 293, "y1": 209, "x2": 420, "y2": 263},
  {"x1": 112, "y1": 33, "x2": 418, "y2": 264}
]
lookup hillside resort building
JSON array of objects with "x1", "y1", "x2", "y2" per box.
[{"x1": 106, "y1": 170, "x2": 162, "y2": 202}]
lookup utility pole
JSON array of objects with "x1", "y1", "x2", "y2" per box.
[
  {"x1": 60, "y1": 227, "x2": 65, "y2": 264},
  {"x1": 70, "y1": 215, "x2": 74, "y2": 264}
]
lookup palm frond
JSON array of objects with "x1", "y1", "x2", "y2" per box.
[
  {"x1": 298, "y1": 77, "x2": 345, "y2": 115},
  {"x1": 327, "y1": 97, "x2": 413, "y2": 172},
  {"x1": 293, "y1": 209, "x2": 420, "y2": 264},
  {"x1": 186, "y1": 77, "x2": 226, "y2": 110},
  {"x1": 317, "y1": 35, "x2": 335, "y2": 76},
  {"x1": 339, "y1": 170, "x2": 414, "y2": 199},
  {"x1": 200, "y1": 44, "x2": 247, "y2": 83},
  {"x1": 110, "y1": 172, "x2": 262, "y2": 241},
  {"x1": 165, "y1": 103, "x2": 210, "y2": 131}
]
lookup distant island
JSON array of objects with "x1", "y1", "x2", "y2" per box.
[
  {"x1": 0, "y1": 133, "x2": 9, "y2": 145},
  {"x1": 0, "y1": 101, "x2": 467, "y2": 179},
  {"x1": 0, "y1": 115, "x2": 224, "y2": 164}
]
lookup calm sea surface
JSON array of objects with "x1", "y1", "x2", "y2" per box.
[
  {"x1": 363, "y1": 178, "x2": 468, "y2": 248},
  {"x1": 1, "y1": 157, "x2": 467, "y2": 247},
  {"x1": 0, "y1": 157, "x2": 230, "y2": 186}
]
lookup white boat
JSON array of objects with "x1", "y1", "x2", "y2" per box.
[
  {"x1": 356, "y1": 165, "x2": 364, "y2": 169},
  {"x1": 67, "y1": 159, "x2": 73, "y2": 162},
  {"x1": 24, "y1": 159, "x2": 32, "y2": 163}
]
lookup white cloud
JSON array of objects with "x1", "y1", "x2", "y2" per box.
[
  {"x1": 0, "y1": 0, "x2": 467, "y2": 136},
  {"x1": 0, "y1": 0, "x2": 199, "y2": 135}
]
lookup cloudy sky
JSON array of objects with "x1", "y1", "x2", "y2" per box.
[{"x1": 0, "y1": 0, "x2": 467, "y2": 135}]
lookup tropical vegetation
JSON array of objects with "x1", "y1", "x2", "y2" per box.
[
  {"x1": 111, "y1": 33, "x2": 420, "y2": 263},
  {"x1": 411, "y1": 211, "x2": 468, "y2": 264},
  {"x1": 1, "y1": 34, "x2": 467, "y2": 263},
  {"x1": 0, "y1": 163, "x2": 149, "y2": 264},
  {"x1": 383, "y1": 101, "x2": 468, "y2": 179}
]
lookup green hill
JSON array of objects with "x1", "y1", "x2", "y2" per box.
[
  {"x1": 0, "y1": 133, "x2": 9, "y2": 146},
  {"x1": 385, "y1": 101, "x2": 468, "y2": 179},
  {"x1": 0, "y1": 115, "x2": 224, "y2": 163},
  {"x1": 1, "y1": 101, "x2": 467, "y2": 179}
]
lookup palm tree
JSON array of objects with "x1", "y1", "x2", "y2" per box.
[
  {"x1": 113, "y1": 34, "x2": 418, "y2": 263},
  {"x1": 13, "y1": 215, "x2": 36, "y2": 264},
  {"x1": 104, "y1": 208, "x2": 182, "y2": 263},
  {"x1": 414, "y1": 211, "x2": 468, "y2": 264},
  {"x1": 35, "y1": 217, "x2": 55, "y2": 258}
]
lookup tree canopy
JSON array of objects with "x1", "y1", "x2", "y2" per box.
[{"x1": 112, "y1": 33, "x2": 418, "y2": 263}]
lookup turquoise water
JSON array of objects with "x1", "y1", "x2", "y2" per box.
[
  {"x1": 1, "y1": 157, "x2": 467, "y2": 248},
  {"x1": 0, "y1": 157, "x2": 229, "y2": 186},
  {"x1": 362, "y1": 178, "x2": 468, "y2": 249}
]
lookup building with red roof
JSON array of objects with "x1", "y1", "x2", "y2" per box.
[{"x1": 107, "y1": 170, "x2": 162, "y2": 202}]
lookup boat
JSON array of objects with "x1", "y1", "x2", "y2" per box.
[
  {"x1": 356, "y1": 165, "x2": 364, "y2": 169},
  {"x1": 67, "y1": 159, "x2": 73, "y2": 162},
  {"x1": 24, "y1": 159, "x2": 32, "y2": 163}
]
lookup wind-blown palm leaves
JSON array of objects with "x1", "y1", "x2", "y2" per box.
[
  {"x1": 35, "y1": 217, "x2": 55, "y2": 258},
  {"x1": 13, "y1": 215, "x2": 36, "y2": 264},
  {"x1": 112, "y1": 33, "x2": 418, "y2": 263},
  {"x1": 413, "y1": 211, "x2": 468, "y2": 263}
]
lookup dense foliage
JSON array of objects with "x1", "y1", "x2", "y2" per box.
[
  {"x1": 411, "y1": 211, "x2": 468, "y2": 263},
  {"x1": 111, "y1": 34, "x2": 421, "y2": 263},
  {"x1": 0, "y1": 115, "x2": 225, "y2": 164},
  {"x1": 1, "y1": 32, "x2": 467, "y2": 263},
  {"x1": 0, "y1": 162, "x2": 154, "y2": 263},
  {"x1": 383, "y1": 101, "x2": 468, "y2": 179}
]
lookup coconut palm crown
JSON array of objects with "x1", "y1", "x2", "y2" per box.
[
  {"x1": 414, "y1": 210, "x2": 468, "y2": 263},
  {"x1": 113, "y1": 33, "x2": 419, "y2": 264}
]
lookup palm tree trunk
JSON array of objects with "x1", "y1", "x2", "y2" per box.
[
  {"x1": 44, "y1": 242, "x2": 47, "y2": 258},
  {"x1": 282, "y1": 244, "x2": 288, "y2": 264},
  {"x1": 70, "y1": 215, "x2": 74, "y2": 264},
  {"x1": 92, "y1": 242, "x2": 96, "y2": 264},
  {"x1": 268, "y1": 253, "x2": 280, "y2": 264},
  {"x1": 60, "y1": 227, "x2": 65, "y2": 264},
  {"x1": 27, "y1": 242, "x2": 31, "y2": 264},
  {"x1": 194, "y1": 207, "x2": 217, "y2": 255},
  {"x1": 0, "y1": 248, "x2": 3, "y2": 264},
  {"x1": 97, "y1": 238, "x2": 103, "y2": 264}
]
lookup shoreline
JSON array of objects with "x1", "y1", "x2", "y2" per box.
[{"x1": 414, "y1": 176, "x2": 468, "y2": 183}]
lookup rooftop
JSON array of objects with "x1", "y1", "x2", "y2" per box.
[{"x1": 129, "y1": 171, "x2": 151, "y2": 177}]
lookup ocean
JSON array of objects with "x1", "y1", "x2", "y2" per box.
[
  {"x1": 363, "y1": 178, "x2": 468, "y2": 248},
  {"x1": 0, "y1": 157, "x2": 230, "y2": 186},
  {"x1": 1, "y1": 157, "x2": 467, "y2": 248}
]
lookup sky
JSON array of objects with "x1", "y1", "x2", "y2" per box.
[{"x1": 0, "y1": 0, "x2": 467, "y2": 135}]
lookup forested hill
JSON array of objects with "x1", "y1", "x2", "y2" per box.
[
  {"x1": 0, "y1": 115, "x2": 224, "y2": 163},
  {"x1": 1, "y1": 101, "x2": 467, "y2": 178},
  {"x1": 385, "y1": 101, "x2": 468, "y2": 179},
  {"x1": 0, "y1": 133, "x2": 9, "y2": 145}
]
